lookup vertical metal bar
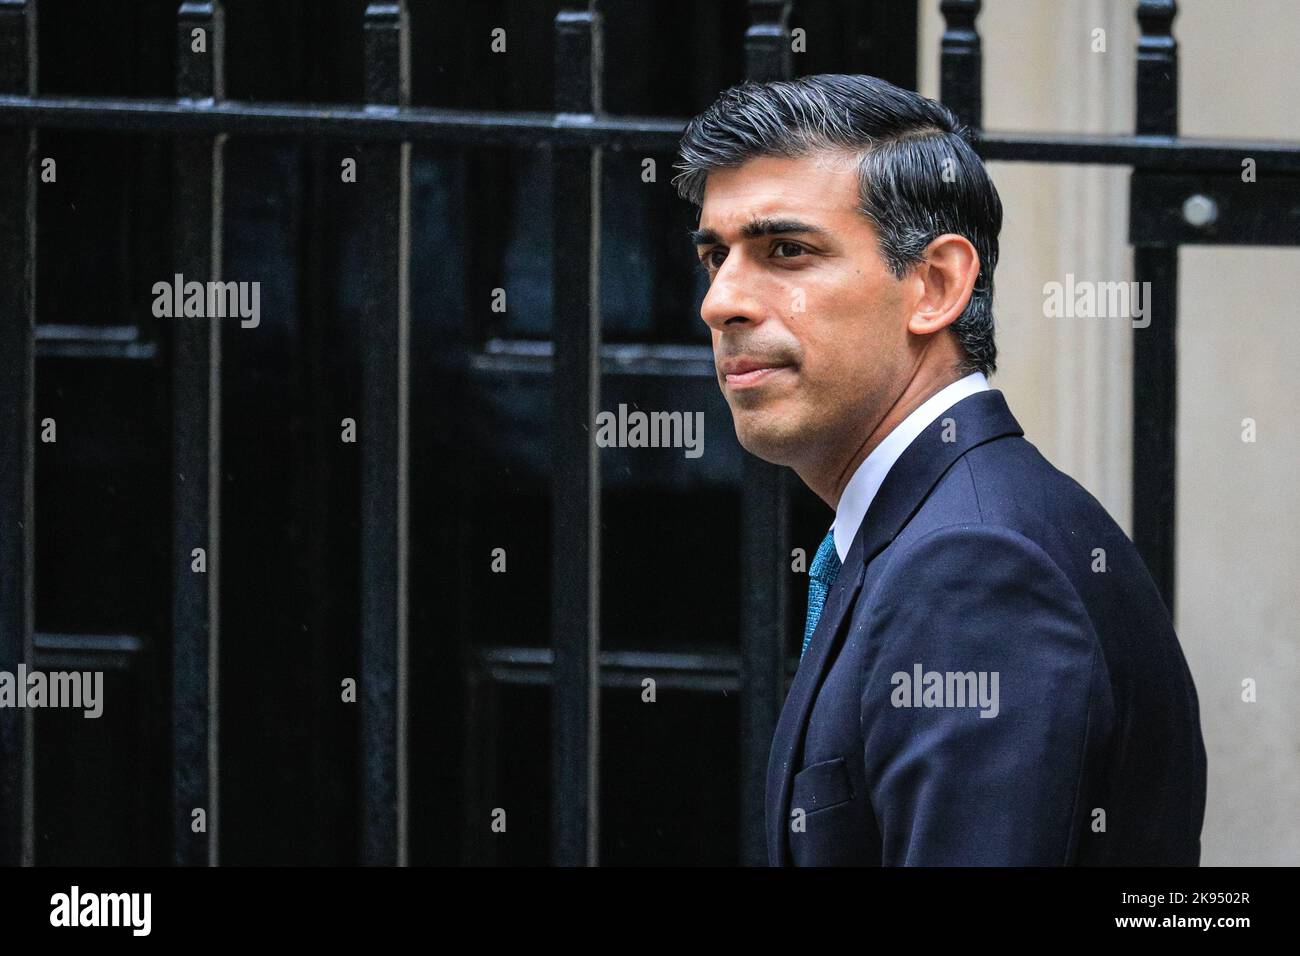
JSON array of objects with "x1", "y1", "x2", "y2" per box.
[
  {"x1": 171, "y1": 0, "x2": 224, "y2": 868},
  {"x1": 740, "y1": 462, "x2": 788, "y2": 869},
  {"x1": 744, "y1": 0, "x2": 792, "y2": 82},
  {"x1": 939, "y1": 0, "x2": 983, "y2": 129},
  {"x1": 456, "y1": 423, "x2": 479, "y2": 865},
  {"x1": 359, "y1": 0, "x2": 410, "y2": 866},
  {"x1": 0, "y1": 0, "x2": 37, "y2": 869},
  {"x1": 550, "y1": 0, "x2": 602, "y2": 868},
  {"x1": 740, "y1": 0, "x2": 792, "y2": 868},
  {"x1": 295, "y1": 146, "x2": 334, "y2": 864},
  {"x1": 1136, "y1": 0, "x2": 1178, "y2": 136},
  {"x1": 1133, "y1": 0, "x2": 1178, "y2": 611},
  {"x1": 460, "y1": 665, "x2": 485, "y2": 864}
]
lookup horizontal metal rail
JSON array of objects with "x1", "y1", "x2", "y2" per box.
[
  {"x1": 477, "y1": 645, "x2": 795, "y2": 693},
  {"x1": 472, "y1": 339, "x2": 716, "y2": 378},
  {"x1": 2, "y1": 95, "x2": 1299, "y2": 171},
  {"x1": 33, "y1": 632, "x2": 146, "y2": 671}
]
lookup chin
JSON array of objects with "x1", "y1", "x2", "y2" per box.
[{"x1": 733, "y1": 415, "x2": 802, "y2": 466}]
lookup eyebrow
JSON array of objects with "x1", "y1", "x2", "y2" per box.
[{"x1": 689, "y1": 217, "x2": 831, "y2": 247}]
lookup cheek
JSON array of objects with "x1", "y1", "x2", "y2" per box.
[
  {"x1": 803, "y1": 287, "x2": 882, "y2": 362},
  {"x1": 797, "y1": 283, "x2": 903, "y2": 399},
  {"x1": 796, "y1": 332, "x2": 862, "y2": 409}
]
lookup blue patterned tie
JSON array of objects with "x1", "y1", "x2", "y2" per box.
[{"x1": 801, "y1": 530, "x2": 843, "y2": 660}]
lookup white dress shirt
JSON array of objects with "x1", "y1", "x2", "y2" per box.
[{"x1": 829, "y1": 371, "x2": 990, "y2": 562}]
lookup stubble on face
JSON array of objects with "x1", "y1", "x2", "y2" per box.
[{"x1": 696, "y1": 152, "x2": 913, "y2": 481}]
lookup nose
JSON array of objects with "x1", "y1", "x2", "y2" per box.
[{"x1": 699, "y1": 253, "x2": 765, "y2": 333}]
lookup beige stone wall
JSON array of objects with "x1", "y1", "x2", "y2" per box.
[{"x1": 918, "y1": 0, "x2": 1299, "y2": 866}]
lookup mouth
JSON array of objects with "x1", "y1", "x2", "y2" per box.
[
  {"x1": 724, "y1": 365, "x2": 793, "y2": 389},
  {"x1": 720, "y1": 358, "x2": 795, "y2": 390}
]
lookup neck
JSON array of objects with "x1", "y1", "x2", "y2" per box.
[{"x1": 797, "y1": 364, "x2": 967, "y2": 510}]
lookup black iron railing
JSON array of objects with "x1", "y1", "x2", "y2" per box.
[{"x1": 2, "y1": 0, "x2": 1297, "y2": 867}]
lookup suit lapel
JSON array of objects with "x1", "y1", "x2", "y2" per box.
[
  {"x1": 765, "y1": 389, "x2": 1024, "y2": 865},
  {"x1": 765, "y1": 527, "x2": 867, "y2": 865}
]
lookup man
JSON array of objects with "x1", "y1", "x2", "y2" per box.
[{"x1": 673, "y1": 74, "x2": 1206, "y2": 866}]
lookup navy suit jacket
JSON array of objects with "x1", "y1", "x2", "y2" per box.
[{"x1": 765, "y1": 389, "x2": 1207, "y2": 866}]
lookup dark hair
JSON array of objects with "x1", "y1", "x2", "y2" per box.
[{"x1": 673, "y1": 74, "x2": 1002, "y2": 376}]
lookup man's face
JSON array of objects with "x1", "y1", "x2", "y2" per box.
[{"x1": 694, "y1": 152, "x2": 914, "y2": 472}]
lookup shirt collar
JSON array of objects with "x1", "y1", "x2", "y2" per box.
[{"x1": 830, "y1": 371, "x2": 990, "y2": 562}]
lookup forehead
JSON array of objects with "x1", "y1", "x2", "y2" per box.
[{"x1": 698, "y1": 151, "x2": 862, "y2": 233}]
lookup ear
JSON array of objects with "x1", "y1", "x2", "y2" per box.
[{"x1": 907, "y1": 234, "x2": 980, "y2": 336}]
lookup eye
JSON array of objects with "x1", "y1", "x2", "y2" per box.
[
  {"x1": 773, "y1": 240, "x2": 807, "y2": 259},
  {"x1": 699, "y1": 248, "x2": 726, "y2": 273}
]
